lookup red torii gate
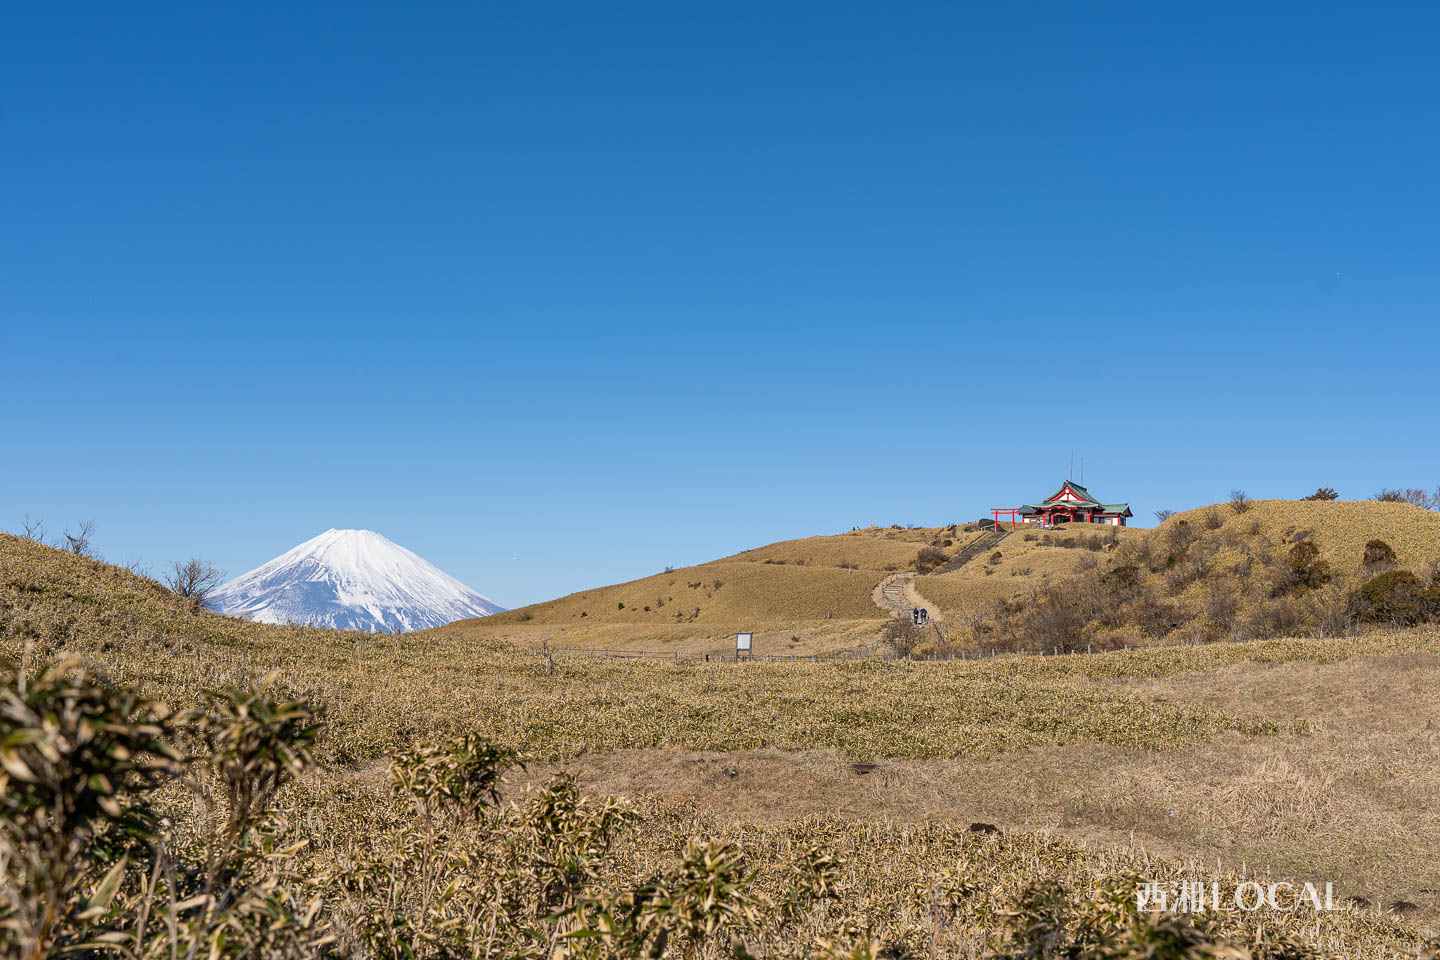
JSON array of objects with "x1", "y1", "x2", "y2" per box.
[{"x1": 991, "y1": 507, "x2": 1022, "y2": 531}]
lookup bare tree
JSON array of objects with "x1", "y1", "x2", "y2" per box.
[
  {"x1": 881, "y1": 616, "x2": 922, "y2": 659},
  {"x1": 1227, "y1": 490, "x2": 1251, "y2": 514},
  {"x1": 63, "y1": 520, "x2": 96, "y2": 556},
  {"x1": 164, "y1": 557, "x2": 225, "y2": 604},
  {"x1": 1153, "y1": 509, "x2": 1175, "y2": 523},
  {"x1": 20, "y1": 515, "x2": 44, "y2": 541},
  {"x1": 1373, "y1": 487, "x2": 1437, "y2": 509},
  {"x1": 1302, "y1": 487, "x2": 1339, "y2": 501}
]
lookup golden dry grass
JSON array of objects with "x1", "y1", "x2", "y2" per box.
[
  {"x1": 537, "y1": 650, "x2": 1440, "y2": 928},
  {"x1": 443, "y1": 523, "x2": 1152, "y2": 653},
  {"x1": 7, "y1": 529, "x2": 1430, "y2": 766},
  {"x1": 1166, "y1": 499, "x2": 1440, "y2": 573},
  {"x1": 916, "y1": 525, "x2": 1148, "y2": 612},
  {"x1": 439, "y1": 526, "x2": 965, "y2": 654},
  {"x1": 0, "y1": 529, "x2": 1300, "y2": 765},
  {"x1": 5, "y1": 532, "x2": 1440, "y2": 951}
]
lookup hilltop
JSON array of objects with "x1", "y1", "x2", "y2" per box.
[{"x1": 950, "y1": 498, "x2": 1440, "y2": 655}]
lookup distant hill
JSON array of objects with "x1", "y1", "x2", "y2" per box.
[
  {"x1": 209, "y1": 528, "x2": 503, "y2": 632},
  {"x1": 434, "y1": 525, "x2": 938, "y2": 655},
  {"x1": 441, "y1": 499, "x2": 1440, "y2": 656},
  {"x1": 436, "y1": 521, "x2": 1148, "y2": 655}
]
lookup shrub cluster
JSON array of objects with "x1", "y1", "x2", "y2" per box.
[
  {"x1": 0, "y1": 660, "x2": 326, "y2": 959},
  {"x1": 950, "y1": 524, "x2": 1438, "y2": 655},
  {"x1": 1349, "y1": 569, "x2": 1440, "y2": 626},
  {"x1": 1041, "y1": 529, "x2": 1120, "y2": 552},
  {"x1": 912, "y1": 545, "x2": 947, "y2": 574}
]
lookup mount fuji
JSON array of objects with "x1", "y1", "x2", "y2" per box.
[{"x1": 208, "y1": 529, "x2": 504, "y2": 633}]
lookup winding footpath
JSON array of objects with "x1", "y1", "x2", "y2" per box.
[
  {"x1": 871, "y1": 529, "x2": 1012, "y2": 624},
  {"x1": 872, "y1": 571, "x2": 944, "y2": 623}
]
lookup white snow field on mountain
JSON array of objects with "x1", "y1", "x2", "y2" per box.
[{"x1": 208, "y1": 528, "x2": 504, "y2": 632}]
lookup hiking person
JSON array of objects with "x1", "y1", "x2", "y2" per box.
[
  {"x1": 921, "y1": 608, "x2": 929, "y2": 625},
  {"x1": 911, "y1": 607, "x2": 919, "y2": 625}
]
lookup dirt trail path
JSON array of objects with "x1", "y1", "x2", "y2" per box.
[{"x1": 872, "y1": 572, "x2": 944, "y2": 623}]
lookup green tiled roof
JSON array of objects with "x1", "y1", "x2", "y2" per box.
[
  {"x1": 1022, "y1": 499, "x2": 1130, "y2": 516},
  {"x1": 1014, "y1": 483, "x2": 1130, "y2": 517},
  {"x1": 1043, "y1": 481, "x2": 1099, "y2": 507}
]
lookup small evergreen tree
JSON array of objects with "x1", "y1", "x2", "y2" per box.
[
  {"x1": 1286, "y1": 540, "x2": 1331, "y2": 592},
  {"x1": 1362, "y1": 539, "x2": 1397, "y2": 568}
]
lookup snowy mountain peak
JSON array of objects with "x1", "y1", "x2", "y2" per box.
[{"x1": 209, "y1": 529, "x2": 504, "y2": 633}]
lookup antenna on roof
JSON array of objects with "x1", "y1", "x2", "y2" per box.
[
  {"x1": 1069, "y1": 453, "x2": 1074, "y2": 481},
  {"x1": 1081, "y1": 458, "x2": 1084, "y2": 485}
]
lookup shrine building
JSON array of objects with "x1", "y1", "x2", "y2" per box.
[{"x1": 992, "y1": 481, "x2": 1133, "y2": 530}]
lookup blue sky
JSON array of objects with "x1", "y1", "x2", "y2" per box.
[{"x1": 4, "y1": 2, "x2": 1438, "y2": 607}]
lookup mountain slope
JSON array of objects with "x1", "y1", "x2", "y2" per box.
[
  {"x1": 432, "y1": 523, "x2": 1011, "y2": 655},
  {"x1": 209, "y1": 528, "x2": 503, "y2": 632},
  {"x1": 439, "y1": 499, "x2": 1440, "y2": 656}
]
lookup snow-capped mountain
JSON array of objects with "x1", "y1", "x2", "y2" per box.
[{"x1": 208, "y1": 529, "x2": 504, "y2": 632}]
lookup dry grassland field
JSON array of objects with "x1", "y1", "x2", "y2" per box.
[{"x1": 3, "y1": 506, "x2": 1440, "y2": 958}]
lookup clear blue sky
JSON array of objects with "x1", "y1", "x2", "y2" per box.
[{"x1": 4, "y1": 3, "x2": 1438, "y2": 607}]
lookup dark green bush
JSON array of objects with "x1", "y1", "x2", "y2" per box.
[
  {"x1": 1362, "y1": 539, "x2": 1396, "y2": 568},
  {"x1": 1285, "y1": 540, "x2": 1331, "y2": 593},
  {"x1": 1349, "y1": 570, "x2": 1434, "y2": 625}
]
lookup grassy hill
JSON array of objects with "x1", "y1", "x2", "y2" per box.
[
  {"x1": 438, "y1": 522, "x2": 1150, "y2": 655},
  {"x1": 2, "y1": 531, "x2": 1438, "y2": 953},
  {"x1": 441, "y1": 498, "x2": 1440, "y2": 658},
  {"x1": 916, "y1": 523, "x2": 1147, "y2": 611},
  {"x1": 940, "y1": 499, "x2": 1440, "y2": 656},
  {"x1": 436, "y1": 524, "x2": 958, "y2": 655},
  {"x1": 1164, "y1": 497, "x2": 1440, "y2": 569}
]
